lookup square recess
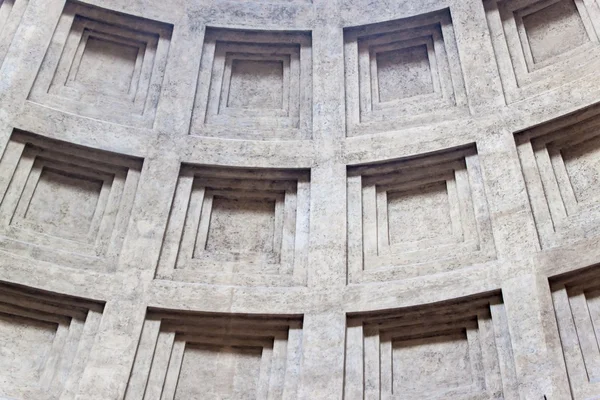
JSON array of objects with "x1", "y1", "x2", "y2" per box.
[
  {"x1": 190, "y1": 28, "x2": 312, "y2": 140},
  {"x1": 345, "y1": 293, "x2": 519, "y2": 399},
  {"x1": 344, "y1": 9, "x2": 468, "y2": 137},
  {"x1": 0, "y1": 131, "x2": 142, "y2": 272},
  {"x1": 228, "y1": 59, "x2": 285, "y2": 110},
  {"x1": 516, "y1": 110, "x2": 600, "y2": 248},
  {"x1": 0, "y1": 0, "x2": 29, "y2": 66},
  {"x1": 551, "y1": 265, "x2": 600, "y2": 399},
  {"x1": 0, "y1": 283, "x2": 103, "y2": 400},
  {"x1": 484, "y1": 0, "x2": 600, "y2": 103},
  {"x1": 156, "y1": 166, "x2": 310, "y2": 286},
  {"x1": 29, "y1": 1, "x2": 172, "y2": 128},
  {"x1": 125, "y1": 311, "x2": 303, "y2": 399},
  {"x1": 347, "y1": 145, "x2": 495, "y2": 283},
  {"x1": 376, "y1": 44, "x2": 434, "y2": 102}
]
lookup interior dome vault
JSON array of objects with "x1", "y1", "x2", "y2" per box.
[{"x1": 1, "y1": 0, "x2": 600, "y2": 398}]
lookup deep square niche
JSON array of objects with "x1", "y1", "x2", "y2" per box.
[
  {"x1": 0, "y1": 130, "x2": 142, "y2": 272},
  {"x1": 72, "y1": 35, "x2": 141, "y2": 96},
  {"x1": 0, "y1": 283, "x2": 104, "y2": 400},
  {"x1": 205, "y1": 196, "x2": 278, "y2": 257},
  {"x1": 551, "y1": 264, "x2": 600, "y2": 399},
  {"x1": 176, "y1": 344, "x2": 263, "y2": 399},
  {"x1": 521, "y1": 0, "x2": 589, "y2": 64},
  {"x1": 392, "y1": 332, "x2": 472, "y2": 394},
  {"x1": 344, "y1": 8, "x2": 468, "y2": 136},
  {"x1": 29, "y1": 1, "x2": 172, "y2": 127},
  {"x1": 18, "y1": 167, "x2": 105, "y2": 239},
  {"x1": 484, "y1": 0, "x2": 600, "y2": 102},
  {"x1": 375, "y1": 44, "x2": 434, "y2": 103},
  {"x1": 156, "y1": 165, "x2": 310, "y2": 286},
  {"x1": 347, "y1": 145, "x2": 495, "y2": 283},
  {"x1": 228, "y1": 59, "x2": 285, "y2": 110},
  {"x1": 125, "y1": 311, "x2": 303, "y2": 399},
  {"x1": 344, "y1": 293, "x2": 519, "y2": 399},
  {"x1": 386, "y1": 181, "x2": 453, "y2": 245},
  {"x1": 190, "y1": 27, "x2": 312, "y2": 140},
  {"x1": 516, "y1": 109, "x2": 600, "y2": 248}
]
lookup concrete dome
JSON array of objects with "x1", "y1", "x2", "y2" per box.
[{"x1": 0, "y1": 0, "x2": 597, "y2": 398}]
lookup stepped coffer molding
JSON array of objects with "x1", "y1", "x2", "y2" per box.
[
  {"x1": 0, "y1": 131, "x2": 142, "y2": 272},
  {"x1": 190, "y1": 27, "x2": 313, "y2": 140},
  {"x1": 345, "y1": 293, "x2": 518, "y2": 399},
  {"x1": 347, "y1": 145, "x2": 495, "y2": 283},
  {"x1": 1, "y1": 0, "x2": 600, "y2": 398},
  {"x1": 0, "y1": 283, "x2": 103, "y2": 400},
  {"x1": 550, "y1": 263, "x2": 600, "y2": 399},
  {"x1": 29, "y1": 1, "x2": 173, "y2": 127},
  {"x1": 484, "y1": 0, "x2": 600, "y2": 103},
  {"x1": 156, "y1": 165, "x2": 310, "y2": 286},
  {"x1": 517, "y1": 108, "x2": 600, "y2": 249},
  {"x1": 125, "y1": 311, "x2": 303, "y2": 399},
  {"x1": 343, "y1": 8, "x2": 468, "y2": 136}
]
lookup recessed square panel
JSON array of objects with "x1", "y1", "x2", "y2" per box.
[
  {"x1": 126, "y1": 312, "x2": 303, "y2": 400},
  {"x1": 74, "y1": 36, "x2": 140, "y2": 95},
  {"x1": 344, "y1": 9, "x2": 468, "y2": 136},
  {"x1": 29, "y1": 1, "x2": 172, "y2": 127},
  {"x1": 347, "y1": 145, "x2": 495, "y2": 283},
  {"x1": 387, "y1": 181, "x2": 452, "y2": 244},
  {"x1": 484, "y1": 0, "x2": 600, "y2": 102},
  {"x1": 157, "y1": 166, "x2": 310, "y2": 286},
  {"x1": 190, "y1": 28, "x2": 312, "y2": 140},
  {"x1": 0, "y1": 131, "x2": 142, "y2": 272},
  {"x1": 0, "y1": 284, "x2": 103, "y2": 400},
  {"x1": 551, "y1": 265, "x2": 600, "y2": 399},
  {"x1": 521, "y1": 0, "x2": 589, "y2": 64},
  {"x1": 185, "y1": 187, "x2": 285, "y2": 266},
  {"x1": 24, "y1": 168, "x2": 104, "y2": 237},
  {"x1": 517, "y1": 111, "x2": 600, "y2": 248},
  {"x1": 376, "y1": 44, "x2": 434, "y2": 102},
  {"x1": 344, "y1": 294, "x2": 519, "y2": 399},
  {"x1": 0, "y1": 314, "x2": 57, "y2": 386},
  {"x1": 393, "y1": 332, "x2": 471, "y2": 395},
  {"x1": 175, "y1": 344, "x2": 263, "y2": 400},
  {"x1": 205, "y1": 196, "x2": 277, "y2": 256},
  {"x1": 228, "y1": 59, "x2": 285, "y2": 110}
]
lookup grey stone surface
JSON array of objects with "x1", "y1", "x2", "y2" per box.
[{"x1": 0, "y1": 0, "x2": 600, "y2": 398}]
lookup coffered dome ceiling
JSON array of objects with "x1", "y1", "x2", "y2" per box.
[{"x1": 0, "y1": 0, "x2": 598, "y2": 398}]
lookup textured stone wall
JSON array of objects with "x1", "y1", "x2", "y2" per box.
[{"x1": 0, "y1": 0, "x2": 599, "y2": 398}]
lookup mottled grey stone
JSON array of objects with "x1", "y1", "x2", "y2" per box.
[{"x1": 1, "y1": 0, "x2": 600, "y2": 398}]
